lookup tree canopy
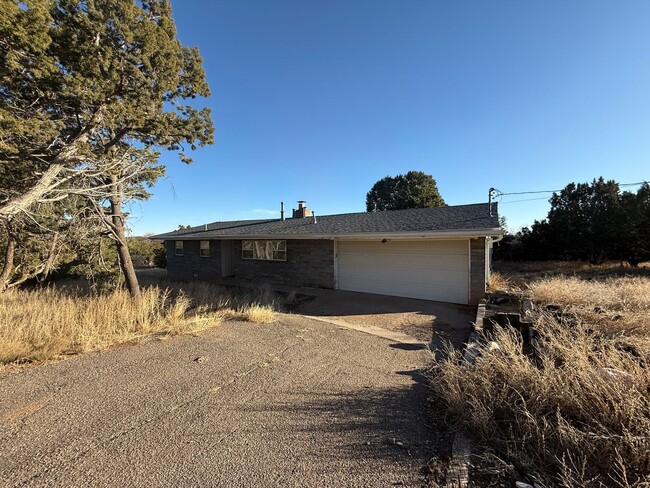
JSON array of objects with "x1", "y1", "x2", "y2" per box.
[
  {"x1": 495, "y1": 178, "x2": 650, "y2": 266},
  {"x1": 0, "y1": 0, "x2": 214, "y2": 295},
  {"x1": 366, "y1": 171, "x2": 446, "y2": 211}
]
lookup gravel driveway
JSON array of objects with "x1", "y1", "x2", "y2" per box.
[{"x1": 1, "y1": 314, "x2": 441, "y2": 487}]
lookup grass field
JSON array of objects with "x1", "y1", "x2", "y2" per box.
[
  {"x1": 433, "y1": 261, "x2": 650, "y2": 487},
  {"x1": 0, "y1": 271, "x2": 282, "y2": 366}
]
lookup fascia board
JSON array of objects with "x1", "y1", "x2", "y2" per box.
[{"x1": 160, "y1": 228, "x2": 504, "y2": 240}]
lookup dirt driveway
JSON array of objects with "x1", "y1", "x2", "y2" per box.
[{"x1": 0, "y1": 309, "x2": 470, "y2": 487}]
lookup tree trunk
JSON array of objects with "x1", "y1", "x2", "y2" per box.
[
  {"x1": 0, "y1": 238, "x2": 16, "y2": 291},
  {"x1": 110, "y1": 194, "x2": 141, "y2": 300},
  {"x1": 0, "y1": 135, "x2": 87, "y2": 221},
  {"x1": 40, "y1": 233, "x2": 60, "y2": 282},
  {"x1": 0, "y1": 164, "x2": 65, "y2": 220}
]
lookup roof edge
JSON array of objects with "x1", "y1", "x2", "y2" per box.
[{"x1": 153, "y1": 228, "x2": 504, "y2": 241}]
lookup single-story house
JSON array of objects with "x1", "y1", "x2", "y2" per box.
[{"x1": 152, "y1": 202, "x2": 503, "y2": 305}]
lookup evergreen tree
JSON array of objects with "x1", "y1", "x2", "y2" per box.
[
  {"x1": 366, "y1": 171, "x2": 446, "y2": 211},
  {"x1": 0, "y1": 0, "x2": 214, "y2": 298}
]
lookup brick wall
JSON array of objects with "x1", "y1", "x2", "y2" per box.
[
  {"x1": 166, "y1": 238, "x2": 335, "y2": 289},
  {"x1": 469, "y1": 237, "x2": 487, "y2": 305},
  {"x1": 234, "y1": 239, "x2": 335, "y2": 289},
  {"x1": 166, "y1": 239, "x2": 222, "y2": 281}
]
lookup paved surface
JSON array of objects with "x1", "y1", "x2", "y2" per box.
[
  {"x1": 1, "y1": 314, "x2": 442, "y2": 487},
  {"x1": 292, "y1": 290, "x2": 474, "y2": 348}
]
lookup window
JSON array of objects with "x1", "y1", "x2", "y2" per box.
[
  {"x1": 242, "y1": 240, "x2": 286, "y2": 261},
  {"x1": 175, "y1": 241, "x2": 184, "y2": 256},
  {"x1": 200, "y1": 240, "x2": 210, "y2": 258}
]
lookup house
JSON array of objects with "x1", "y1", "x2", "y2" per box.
[{"x1": 152, "y1": 202, "x2": 503, "y2": 305}]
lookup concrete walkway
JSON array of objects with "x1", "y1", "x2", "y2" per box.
[{"x1": 1, "y1": 315, "x2": 438, "y2": 487}]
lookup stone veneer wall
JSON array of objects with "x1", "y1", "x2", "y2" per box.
[
  {"x1": 469, "y1": 237, "x2": 488, "y2": 305},
  {"x1": 165, "y1": 239, "x2": 222, "y2": 281},
  {"x1": 234, "y1": 239, "x2": 335, "y2": 289}
]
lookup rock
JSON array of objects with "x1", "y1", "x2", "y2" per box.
[
  {"x1": 522, "y1": 299, "x2": 534, "y2": 314},
  {"x1": 487, "y1": 341, "x2": 501, "y2": 351},
  {"x1": 598, "y1": 367, "x2": 634, "y2": 387},
  {"x1": 193, "y1": 356, "x2": 207, "y2": 363}
]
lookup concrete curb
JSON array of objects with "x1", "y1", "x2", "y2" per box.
[{"x1": 446, "y1": 301, "x2": 486, "y2": 487}]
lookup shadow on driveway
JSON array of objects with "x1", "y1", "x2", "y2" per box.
[{"x1": 236, "y1": 368, "x2": 449, "y2": 483}]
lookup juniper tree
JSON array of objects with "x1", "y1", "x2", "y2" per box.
[{"x1": 0, "y1": 0, "x2": 214, "y2": 298}]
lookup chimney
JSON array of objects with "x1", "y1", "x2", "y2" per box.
[
  {"x1": 292, "y1": 200, "x2": 313, "y2": 218},
  {"x1": 280, "y1": 201, "x2": 285, "y2": 221}
]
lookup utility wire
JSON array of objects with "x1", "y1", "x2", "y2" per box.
[
  {"x1": 498, "y1": 189, "x2": 561, "y2": 196},
  {"x1": 498, "y1": 196, "x2": 551, "y2": 204},
  {"x1": 494, "y1": 180, "x2": 648, "y2": 198}
]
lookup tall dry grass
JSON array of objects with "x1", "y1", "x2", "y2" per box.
[
  {"x1": 0, "y1": 282, "x2": 282, "y2": 366},
  {"x1": 433, "y1": 273, "x2": 650, "y2": 487},
  {"x1": 487, "y1": 271, "x2": 510, "y2": 292},
  {"x1": 433, "y1": 316, "x2": 650, "y2": 487},
  {"x1": 529, "y1": 276, "x2": 650, "y2": 331}
]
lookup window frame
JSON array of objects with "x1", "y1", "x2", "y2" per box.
[
  {"x1": 175, "y1": 240, "x2": 184, "y2": 256},
  {"x1": 241, "y1": 240, "x2": 287, "y2": 261},
  {"x1": 200, "y1": 240, "x2": 210, "y2": 258}
]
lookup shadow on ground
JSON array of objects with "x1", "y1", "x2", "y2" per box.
[{"x1": 238, "y1": 368, "x2": 451, "y2": 479}]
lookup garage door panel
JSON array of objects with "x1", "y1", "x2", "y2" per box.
[
  {"x1": 339, "y1": 264, "x2": 463, "y2": 283},
  {"x1": 337, "y1": 240, "x2": 469, "y2": 304},
  {"x1": 339, "y1": 253, "x2": 466, "y2": 270}
]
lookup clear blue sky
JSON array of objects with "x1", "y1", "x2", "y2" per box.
[{"x1": 130, "y1": 0, "x2": 650, "y2": 235}]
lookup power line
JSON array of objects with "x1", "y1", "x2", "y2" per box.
[
  {"x1": 494, "y1": 180, "x2": 648, "y2": 198},
  {"x1": 498, "y1": 189, "x2": 560, "y2": 196},
  {"x1": 498, "y1": 196, "x2": 551, "y2": 204}
]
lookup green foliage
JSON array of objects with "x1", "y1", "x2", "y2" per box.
[
  {"x1": 152, "y1": 244, "x2": 166, "y2": 268},
  {"x1": 0, "y1": 0, "x2": 213, "y2": 291},
  {"x1": 366, "y1": 171, "x2": 446, "y2": 211},
  {"x1": 495, "y1": 178, "x2": 650, "y2": 266},
  {"x1": 127, "y1": 237, "x2": 164, "y2": 268}
]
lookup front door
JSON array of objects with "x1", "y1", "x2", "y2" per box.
[{"x1": 221, "y1": 240, "x2": 234, "y2": 277}]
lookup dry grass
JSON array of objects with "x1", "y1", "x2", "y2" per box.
[
  {"x1": 528, "y1": 276, "x2": 650, "y2": 339},
  {"x1": 433, "y1": 264, "x2": 650, "y2": 487},
  {"x1": 494, "y1": 260, "x2": 650, "y2": 288},
  {"x1": 240, "y1": 303, "x2": 276, "y2": 324},
  {"x1": 433, "y1": 316, "x2": 650, "y2": 487},
  {"x1": 487, "y1": 271, "x2": 510, "y2": 292},
  {"x1": 0, "y1": 281, "x2": 283, "y2": 366}
]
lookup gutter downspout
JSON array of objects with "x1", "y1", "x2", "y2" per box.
[{"x1": 486, "y1": 234, "x2": 504, "y2": 283}]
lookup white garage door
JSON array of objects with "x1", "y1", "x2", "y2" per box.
[{"x1": 336, "y1": 240, "x2": 469, "y2": 304}]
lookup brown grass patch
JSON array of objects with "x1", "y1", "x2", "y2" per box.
[
  {"x1": 433, "y1": 315, "x2": 650, "y2": 487},
  {"x1": 0, "y1": 281, "x2": 285, "y2": 366},
  {"x1": 433, "y1": 266, "x2": 650, "y2": 487},
  {"x1": 487, "y1": 271, "x2": 510, "y2": 292},
  {"x1": 528, "y1": 276, "x2": 650, "y2": 339},
  {"x1": 240, "y1": 303, "x2": 276, "y2": 324}
]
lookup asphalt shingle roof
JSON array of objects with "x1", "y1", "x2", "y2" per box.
[{"x1": 152, "y1": 203, "x2": 501, "y2": 240}]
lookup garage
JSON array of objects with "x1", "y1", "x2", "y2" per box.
[{"x1": 336, "y1": 239, "x2": 469, "y2": 304}]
